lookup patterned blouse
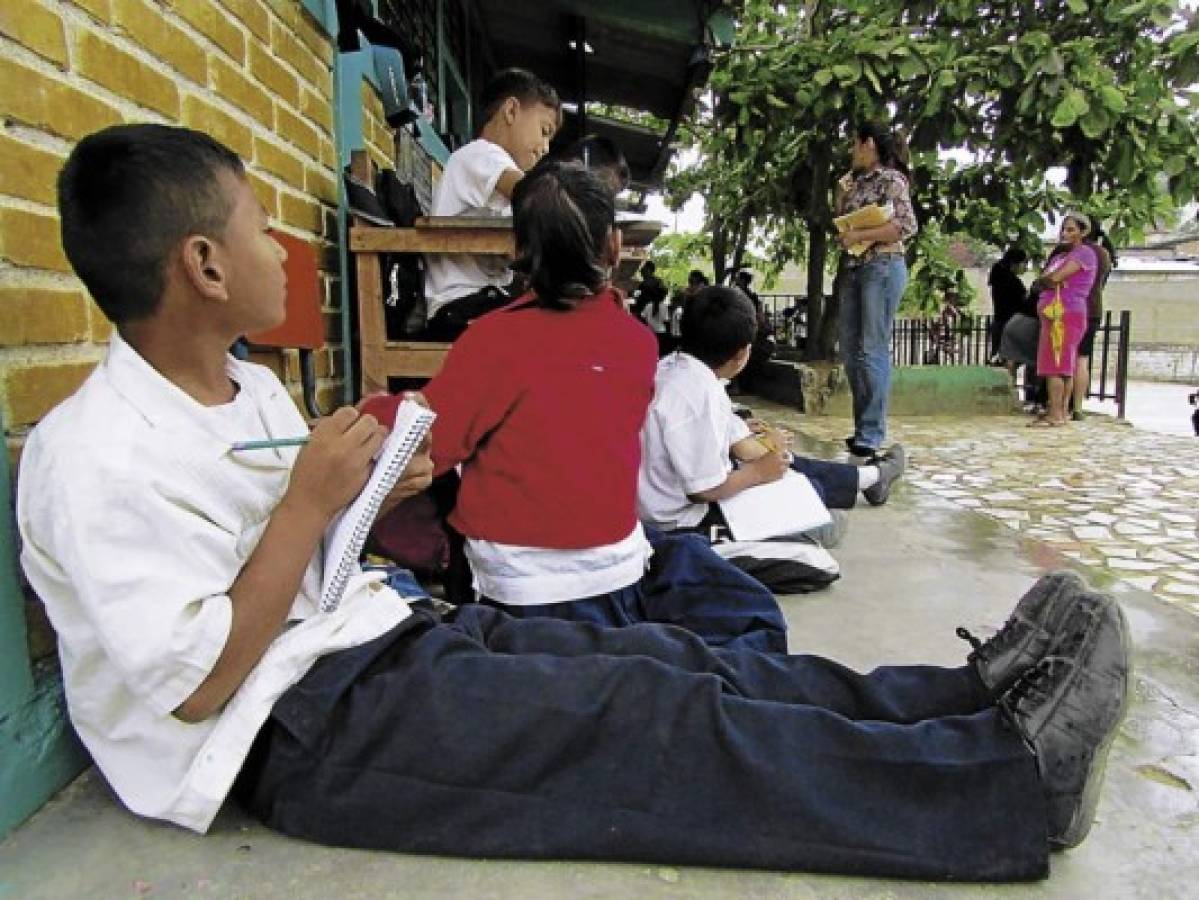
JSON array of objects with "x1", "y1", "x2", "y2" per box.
[{"x1": 836, "y1": 167, "x2": 918, "y2": 265}]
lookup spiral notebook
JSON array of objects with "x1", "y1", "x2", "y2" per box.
[{"x1": 319, "y1": 400, "x2": 436, "y2": 612}]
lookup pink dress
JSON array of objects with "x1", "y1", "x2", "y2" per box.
[{"x1": 1036, "y1": 244, "x2": 1097, "y2": 376}]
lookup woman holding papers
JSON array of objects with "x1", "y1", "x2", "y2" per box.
[{"x1": 834, "y1": 120, "x2": 918, "y2": 461}]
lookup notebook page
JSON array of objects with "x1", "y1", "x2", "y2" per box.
[
  {"x1": 717, "y1": 470, "x2": 832, "y2": 542},
  {"x1": 319, "y1": 400, "x2": 436, "y2": 611}
]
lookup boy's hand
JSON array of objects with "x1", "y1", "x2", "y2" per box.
[
  {"x1": 286, "y1": 407, "x2": 387, "y2": 518},
  {"x1": 378, "y1": 431, "x2": 434, "y2": 519},
  {"x1": 743, "y1": 449, "x2": 789, "y2": 486}
]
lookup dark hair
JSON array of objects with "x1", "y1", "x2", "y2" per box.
[
  {"x1": 1088, "y1": 219, "x2": 1118, "y2": 266},
  {"x1": 735, "y1": 270, "x2": 753, "y2": 285},
  {"x1": 640, "y1": 260, "x2": 656, "y2": 276},
  {"x1": 855, "y1": 120, "x2": 910, "y2": 180},
  {"x1": 559, "y1": 135, "x2": 630, "y2": 193},
  {"x1": 479, "y1": 68, "x2": 561, "y2": 130},
  {"x1": 57, "y1": 123, "x2": 244, "y2": 325},
  {"x1": 687, "y1": 269, "x2": 708, "y2": 287},
  {"x1": 1000, "y1": 246, "x2": 1028, "y2": 267},
  {"x1": 679, "y1": 286, "x2": 757, "y2": 367},
  {"x1": 510, "y1": 161, "x2": 614, "y2": 310}
]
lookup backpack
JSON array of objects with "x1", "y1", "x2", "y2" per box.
[
  {"x1": 375, "y1": 169, "x2": 428, "y2": 337},
  {"x1": 707, "y1": 536, "x2": 840, "y2": 594}
]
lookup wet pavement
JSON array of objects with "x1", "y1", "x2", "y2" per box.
[
  {"x1": 1, "y1": 400, "x2": 1196, "y2": 898},
  {"x1": 774, "y1": 403, "x2": 1199, "y2": 617}
]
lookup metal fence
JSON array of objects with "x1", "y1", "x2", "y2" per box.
[{"x1": 754, "y1": 294, "x2": 1131, "y2": 418}]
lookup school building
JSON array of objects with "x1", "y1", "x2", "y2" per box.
[{"x1": 0, "y1": 0, "x2": 730, "y2": 836}]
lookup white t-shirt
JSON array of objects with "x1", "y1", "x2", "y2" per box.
[
  {"x1": 637, "y1": 352, "x2": 751, "y2": 530},
  {"x1": 669, "y1": 305, "x2": 684, "y2": 338},
  {"x1": 17, "y1": 334, "x2": 415, "y2": 833},
  {"x1": 643, "y1": 302, "x2": 670, "y2": 335},
  {"x1": 465, "y1": 524, "x2": 653, "y2": 606},
  {"x1": 424, "y1": 138, "x2": 518, "y2": 317}
]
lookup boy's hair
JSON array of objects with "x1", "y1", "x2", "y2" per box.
[
  {"x1": 687, "y1": 269, "x2": 709, "y2": 287},
  {"x1": 679, "y1": 286, "x2": 757, "y2": 368},
  {"x1": 640, "y1": 260, "x2": 656, "y2": 277},
  {"x1": 510, "y1": 161, "x2": 614, "y2": 311},
  {"x1": 58, "y1": 124, "x2": 244, "y2": 325},
  {"x1": 735, "y1": 270, "x2": 753, "y2": 285},
  {"x1": 558, "y1": 135, "x2": 630, "y2": 193},
  {"x1": 479, "y1": 68, "x2": 561, "y2": 129}
]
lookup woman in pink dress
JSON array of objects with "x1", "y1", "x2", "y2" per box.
[{"x1": 1029, "y1": 213, "x2": 1098, "y2": 427}]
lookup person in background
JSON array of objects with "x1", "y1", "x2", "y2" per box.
[
  {"x1": 557, "y1": 133, "x2": 630, "y2": 195},
  {"x1": 1028, "y1": 214, "x2": 1098, "y2": 427},
  {"x1": 834, "y1": 120, "x2": 919, "y2": 462},
  {"x1": 423, "y1": 68, "x2": 562, "y2": 341},
  {"x1": 989, "y1": 247, "x2": 1029, "y2": 364},
  {"x1": 1070, "y1": 223, "x2": 1115, "y2": 420}
]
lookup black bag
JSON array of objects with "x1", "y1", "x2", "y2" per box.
[{"x1": 376, "y1": 169, "x2": 428, "y2": 337}]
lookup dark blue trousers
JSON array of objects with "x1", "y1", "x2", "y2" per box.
[
  {"x1": 236, "y1": 605, "x2": 1048, "y2": 881},
  {"x1": 791, "y1": 455, "x2": 860, "y2": 509},
  {"x1": 483, "y1": 529, "x2": 788, "y2": 653}
]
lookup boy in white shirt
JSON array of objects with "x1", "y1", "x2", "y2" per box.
[
  {"x1": 424, "y1": 68, "x2": 562, "y2": 340},
  {"x1": 639, "y1": 286, "x2": 907, "y2": 536},
  {"x1": 16, "y1": 123, "x2": 1131, "y2": 882}
]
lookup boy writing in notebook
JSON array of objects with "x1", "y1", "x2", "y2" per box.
[
  {"x1": 423, "y1": 68, "x2": 562, "y2": 341},
  {"x1": 638, "y1": 286, "x2": 907, "y2": 537},
  {"x1": 19, "y1": 123, "x2": 1132, "y2": 883}
]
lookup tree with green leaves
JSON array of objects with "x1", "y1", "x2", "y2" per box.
[{"x1": 668, "y1": 0, "x2": 1199, "y2": 359}]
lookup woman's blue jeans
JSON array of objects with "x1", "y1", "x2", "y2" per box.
[{"x1": 839, "y1": 255, "x2": 907, "y2": 452}]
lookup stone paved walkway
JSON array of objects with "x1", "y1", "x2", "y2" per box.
[{"x1": 752, "y1": 402, "x2": 1199, "y2": 616}]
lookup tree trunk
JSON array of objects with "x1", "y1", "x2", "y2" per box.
[{"x1": 805, "y1": 224, "x2": 827, "y2": 360}]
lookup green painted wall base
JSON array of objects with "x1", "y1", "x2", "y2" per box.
[
  {"x1": 0, "y1": 662, "x2": 89, "y2": 837},
  {"x1": 749, "y1": 361, "x2": 1017, "y2": 417}
]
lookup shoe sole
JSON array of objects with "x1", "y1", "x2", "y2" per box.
[{"x1": 1051, "y1": 595, "x2": 1133, "y2": 850}]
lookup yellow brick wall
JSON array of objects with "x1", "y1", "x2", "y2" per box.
[{"x1": 0, "y1": 1, "x2": 398, "y2": 658}]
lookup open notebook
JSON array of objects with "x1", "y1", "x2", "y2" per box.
[
  {"x1": 717, "y1": 470, "x2": 832, "y2": 542},
  {"x1": 319, "y1": 399, "x2": 436, "y2": 612}
]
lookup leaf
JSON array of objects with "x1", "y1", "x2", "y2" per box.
[
  {"x1": 1042, "y1": 49, "x2": 1065, "y2": 76},
  {"x1": 814, "y1": 69, "x2": 833, "y2": 86},
  {"x1": 1163, "y1": 155, "x2": 1187, "y2": 177},
  {"x1": 1099, "y1": 85, "x2": 1128, "y2": 113},
  {"x1": 1051, "y1": 89, "x2": 1091, "y2": 127},
  {"x1": 1066, "y1": 0, "x2": 1087, "y2": 11}
]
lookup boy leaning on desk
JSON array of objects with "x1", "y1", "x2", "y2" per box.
[
  {"x1": 422, "y1": 68, "x2": 562, "y2": 341},
  {"x1": 17, "y1": 122, "x2": 1133, "y2": 882}
]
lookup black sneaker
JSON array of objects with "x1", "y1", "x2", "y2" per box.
[
  {"x1": 862, "y1": 443, "x2": 905, "y2": 506},
  {"x1": 1000, "y1": 590, "x2": 1132, "y2": 850},
  {"x1": 957, "y1": 570, "x2": 1088, "y2": 698},
  {"x1": 844, "y1": 436, "x2": 876, "y2": 458}
]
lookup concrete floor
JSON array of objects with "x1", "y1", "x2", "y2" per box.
[{"x1": 1, "y1": 435, "x2": 1196, "y2": 898}]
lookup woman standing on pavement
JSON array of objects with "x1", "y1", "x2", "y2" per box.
[
  {"x1": 1029, "y1": 213, "x2": 1098, "y2": 427},
  {"x1": 835, "y1": 120, "x2": 919, "y2": 461},
  {"x1": 1070, "y1": 223, "x2": 1115, "y2": 420}
]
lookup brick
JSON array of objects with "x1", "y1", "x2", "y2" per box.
[
  {"x1": 248, "y1": 40, "x2": 298, "y2": 108},
  {"x1": 171, "y1": 0, "x2": 246, "y2": 63},
  {"x1": 253, "y1": 136, "x2": 305, "y2": 189},
  {"x1": 72, "y1": 0, "x2": 113, "y2": 23},
  {"x1": 318, "y1": 135, "x2": 335, "y2": 169},
  {"x1": 246, "y1": 169, "x2": 279, "y2": 216},
  {"x1": 75, "y1": 28, "x2": 180, "y2": 117},
  {"x1": 210, "y1": 54, "x2": 273, "y2": 126},
  {"x1": 5, "y1": 361, "x2": 96, "y2": 426},
  {"x1": 217, "y1": 0, "x2": 270, "y2": 43},
  {"x1": 0, "y1": 1, "x2": 68, "y2": 67},
  {"x1": 304, "y1": 165, "x2": 337, "y2": 205},
  {"x1": 0, "y1": 208, "x2": 70, "y2": 272},
  {"x1": 261, "y1": 0, "x2": 300, "y2": 31},
  {"x1": 0, "y1": 286, "x2": 90, "y2": 345},
  {"x1": 275, "y1": 102, "x2": 321, "y2": 159},
  {"x1": 89, "y1": 303, "x2": 114, "y2": 343},
  {"x1": 293, "y1": 9, "x2": 332, "y2": 66},
  {"x1": 0, "y1": 134, "x2": 64, "y2": 206},
  {"x1": 299, "y1": 85, "x2": 332, "y2": 134},
  {"x1": 0, "y1": 57, "x2": 122, "y2": 141},
  {"x1": 271, "y1": 18, "x2": 325, "y2": 88},
  {"x1": 182, "y1": 94, "x2": 253, "y2": 158},
  {"x1": 113, "y1": 0, "x2": 207, "y2": 84},
  {"x1": 279, "y1": 191, "x2": 322, "y2": 233}
]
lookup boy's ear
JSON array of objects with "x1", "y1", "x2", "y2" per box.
[
  {"x1": 500, "y1": 96, "x2": 520, "y2": 125},
  {"x1": 179, "y1": 234, "x2": 229, "y2": 302}
]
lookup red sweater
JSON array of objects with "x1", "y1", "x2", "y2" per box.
[{"x1": 364, "y1": 289, "x2": 657, "y2": 549}]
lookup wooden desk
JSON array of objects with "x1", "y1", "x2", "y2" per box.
[{"x1": 349, "y1": 215, "x2": 662, "y2": 394}]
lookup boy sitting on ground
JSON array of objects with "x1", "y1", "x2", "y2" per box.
[
  {"x1": 423, "y1": 68, "x2": 561, "y2": 341},
  {"x1": 17, "y1": 123, "x2": 1133, "y2": 884},
  {"x1": 638, "y1": 286, "x2": 906, "y2": 543}
]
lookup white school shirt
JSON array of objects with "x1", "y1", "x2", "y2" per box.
[
  {"x1": 16, "y1": 334, "x2": 414, "y2": 833},
  {"x1": 643, "y1": 302, "x2": 670, "y2": 335},
  {"x1": 464, "y1": 524, "x2": 653, "y2": 606},
  {"x1": 637, "y1": 352, "x2": 751, "y2": 530},
  {"x1": 424, "y1": 138, "x2": 518, "y2": 317}
]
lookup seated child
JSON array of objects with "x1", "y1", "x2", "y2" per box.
[
  {"x1": 18, "y1": 123, "x2": 1131, "y2": 882},
  {"x1": 365, "y1": 161, "x2": 786, "y2": 652},
  {"x1": 557, "y1": 134, "x2": 631, "y2": 194},
  {"x1": 638, "y1": 286, "x2": 907, "y2": 539},
  {"x1": 424, "y1": 68, "x2": 562, "y2": 341}
]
